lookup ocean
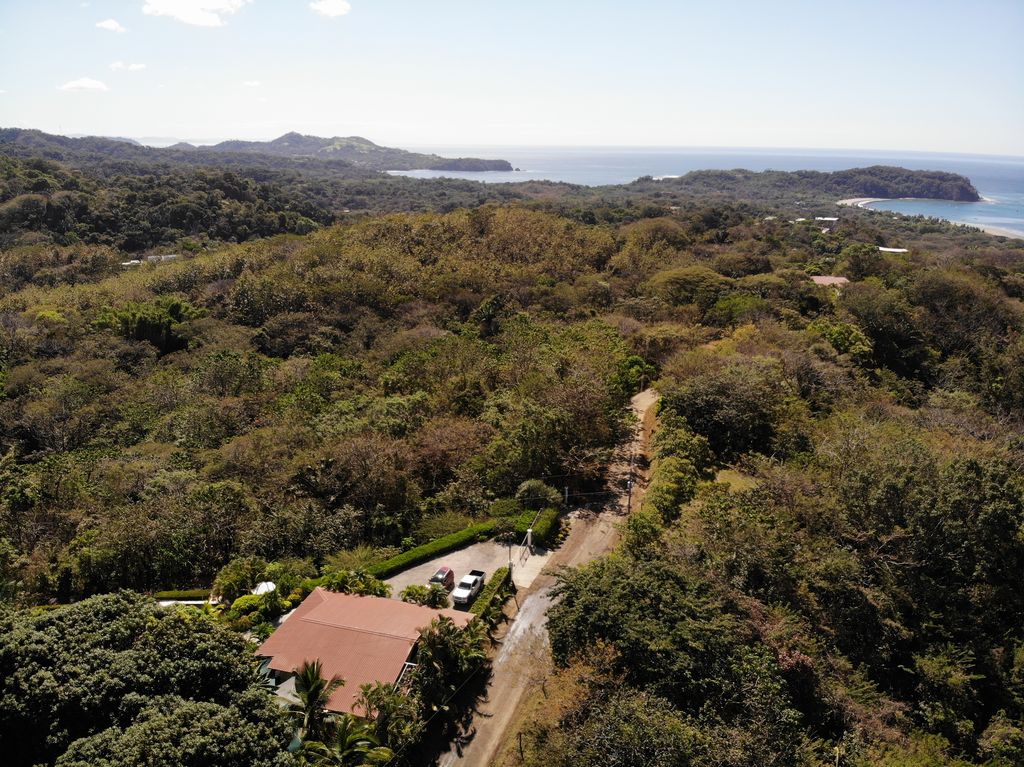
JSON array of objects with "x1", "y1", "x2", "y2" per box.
[{"x1": 393, "y1": 147, "x2": 1024, "y2": 237}]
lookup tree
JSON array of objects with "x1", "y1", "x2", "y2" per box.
[
  {"x1": 54, "y1": 694, "x2": 291, "y2": 767},
  {"x1": 525, "y1": 689, "x2": 705, "y2": 767},
  {"x1": 213, "y1": 555, "x2": 269, "y2": 603},
  {"x1": 318, "y1": 569, "x2": 391, "y2": 598},
  {"x1": 661, "y1": 354, "x2": 790, "y2": 459},
  {"x1": 290, "y1": 660, "x2": 344, "y2": 743},
  {"x1": 547, "y1": 554, "x2": 740, "y2": 708},
  {"x1": 355, "y1": 682, "x2": 423, "y2": 754},
  {"x1": 515, "y1": 479, "x2": 562, "y2": 511},
  {"x1": 641, "y1": 456, "x2": 699, "y2": 523},
  {"x1": 298, "y1": 713, "x2": 393, "y2": 766},
  {"x1": 0, "y1": 592, "x2": 292, "y2": 767},
  {"x1": 840, "y1": 279, "x2": 933, "y2": 378},
  {"x1": 647, "y1": 265, "x2": 732, "y2": 310},
  {"x1": 410, "y1": 616, "x2": 488, "y2": 713}
]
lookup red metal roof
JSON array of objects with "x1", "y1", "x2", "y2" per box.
[{"x1": 257, "y1": 588, "x2": 472, "y2": 714}]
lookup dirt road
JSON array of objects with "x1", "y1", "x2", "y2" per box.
[{"x1": 438, "y1": 388, "x2": 658, "y2": 767}]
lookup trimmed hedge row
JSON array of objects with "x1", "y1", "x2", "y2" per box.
[
  {"x1": 470, "y1": 566, "x2": 513, "y2": 617},
  {"x1": 152, "y1": 588, "x2": 210, "y2": 600},
  {"x1": 511, "y1": 507, "x2": 561, "y2": 546},
  {"x1": 530, "y1": 508, "x2": 560, "y2": 546},
  {"x1": 367, "y1": 520, "x2": 497, "y2": 579}
]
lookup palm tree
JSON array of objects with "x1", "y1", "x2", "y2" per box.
[
  {"x1": 290, "y1": 659, "x2": 344, "y2": 742},
  {"x1": 333, "y1": 713, "x2": 394, "y2": 765},
  {"x1": 411, "y1": 616, "x2": 488, "y2": 710},
  {"x1": 297, "y1": 714, "x2": 394, "y2": 766},
  {"x1": 356, "y1": 681, "x2": 423, "y2": 753}
]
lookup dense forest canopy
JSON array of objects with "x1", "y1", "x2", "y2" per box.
[
  {"x1": 630, "y1": 165, "x2": 981, "y2": 202},
  {"x1": 0, "y1": 129, "x2": 987, "y2": 257},
  {"x1": 0, "y1": 136, "x2": 1022, "y2": 766}
]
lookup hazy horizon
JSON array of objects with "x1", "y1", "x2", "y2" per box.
[{"x1": 43, "y1": 131, "x2": 1024, "y2": 162}]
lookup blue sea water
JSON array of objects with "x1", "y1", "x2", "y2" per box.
[{"x1": 393, "y1": 147, "x2": 1024, "y2": 237}]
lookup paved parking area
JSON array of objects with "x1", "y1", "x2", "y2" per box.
[{"x1": 384, "y1": 540, "x2": 552, "y2": 607}]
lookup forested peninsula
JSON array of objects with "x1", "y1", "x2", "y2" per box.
[
  {"x1": 1, "y1": 130, "x2": 1022, "y2": 767},
  {"x1": 0, "y1": 129, "x2": 981, "y2": 254}
]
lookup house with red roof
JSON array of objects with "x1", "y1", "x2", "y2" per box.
[{"x1": 257, "y1": 587, "x2": 473, "y2": 714}]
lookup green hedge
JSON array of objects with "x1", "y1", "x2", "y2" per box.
[
  {"x1": 510, "y1": 507, "x2": 560, "y2": 546},
  {"x1": 153, "y1": 588, "x2": 210, "y2": 600},
  {"x1": 512, "y1": 511, "x2": 534, "y2": 537},
  {"x1": 367, "y1": 520, "x2": 497, "y2": 579},
  {"x1": 530, "y1": 508, "x2": 560, "y2": 546},
  {"x1": 470, "y1": 566, "x2": 513, "y2": 617}
]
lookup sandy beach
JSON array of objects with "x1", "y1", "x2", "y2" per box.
[
  {"x1": 837, "y1": 197, "x2": 888, "y2": 207},
  {"x1": 950, "y1": 221, "x2": 1024, "y2": 240},
  {"x1": 837, "y1": 198, "x2": 1024, "y2": 240}
]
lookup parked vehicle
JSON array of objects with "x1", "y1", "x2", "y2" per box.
[
  {"x1": 451, "y1": 570, "x2": 486, "y2": 605},
  {"x1": 428, "y1": 566, "x2": 455, "y2": 591}
]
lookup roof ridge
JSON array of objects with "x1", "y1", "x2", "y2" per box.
[{"x1": 298, "y1": 615, "x2": 420, "y2": 642}]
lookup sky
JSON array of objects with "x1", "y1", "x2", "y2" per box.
[{"x1": 0, "y1": 0, "x2": 1022, "y2": 155}]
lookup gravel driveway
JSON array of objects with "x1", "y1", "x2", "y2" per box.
[{"x1": 384, "y1": 539, "x2": 552, "y2": 607}]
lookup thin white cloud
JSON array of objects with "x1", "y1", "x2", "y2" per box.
[
  {"x1": 95, "y1": 18, "x2": 127, "y2": 33},
  {"x1": 242, "y1": 80, "x2": 261, "y2": 87},
  {"x1": 59, "y1": 78, "x2": 110, "y2": 92},
  {"x1": 142, "y1": 1, "x2": 252, "y2": 27},
  {"x1": 309, "y1": 0, "x2": 351, "y2": 18},
  {"x1": 111, "y1": 61, "x2": 147, "y2": 71}
]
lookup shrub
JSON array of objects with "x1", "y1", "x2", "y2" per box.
[
  {"x1": 643, "y1": 457, "x2": 699, "y2": 523},
  {"x1": 229, "y1": 594, "x2": 264, "y2": 616},
  {"x1": 316, "y1": 569, "x2": 391, "y2": 598},
  {"x1": 652, "y1": 412, "x2": 714, "y2": 476},
  {"x1": 324, "y1": 545, "x2": 400, "y2": 573},
  {"x1": 152, "y1": 588, "x2": 209, "y2": 600},
  {"x1": 367, "y1": 521, "x2": 497, "y2": 579},
  {"x1": 647, "y1": 266, "x2": 732, "y2": 309},
  {"x1": 212, "y1": 556, "x2": 268, "y2": 603},
  {"x1": 510, "y1": 510, "x2": 536, "y2": 537},
  {"x1": 530, "y1": 508, "x2": 560, "y2": 546},
  {"x1": 470, "y1": 566, "x2": 514, "y2": 621},
  {"x1": 489, "y1": 498, "x2": 523, "y2": 519},
  {"x1": 516, "y1": 479, "x2": 562, "y2": 510},
  {"x1": 400, "y1": 583, "x2": 450, "y2": 608},
  {"x1": 414, "y1": 510, "x2": 477, "y2": 542}
]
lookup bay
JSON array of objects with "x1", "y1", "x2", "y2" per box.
[{"x1": 392, "y1": 146, "x2": 1024, "y2": 236}]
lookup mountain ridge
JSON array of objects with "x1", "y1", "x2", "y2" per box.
[{"x1": 0, "y1": 128, "x2": 512, "y2": 172}]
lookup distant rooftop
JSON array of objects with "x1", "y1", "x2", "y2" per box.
[{"x1": 811, "y1": 275, "x2": 850, "y2": 287}]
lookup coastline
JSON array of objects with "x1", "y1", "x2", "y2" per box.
[
  {"x1": 838, "y1": 197, "x2": 1024, "y2": 240},
  {"x1": 951, "y1": 221, "x2": 1024, "y2": 240},
  {"x1": 837, "y1": 197, "x2": 887, "y2": 207}
]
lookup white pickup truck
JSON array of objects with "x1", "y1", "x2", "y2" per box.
[{"x1": 451, "y1": 570, "x2": 485, "y2": 605}]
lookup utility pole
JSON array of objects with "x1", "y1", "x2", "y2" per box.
[
  {"x1": 564, "y1": 485, "x2": 569, "y2": 506},
  {"x1": 626, "y1": 452, "x2": 634, "y2": 513}
]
